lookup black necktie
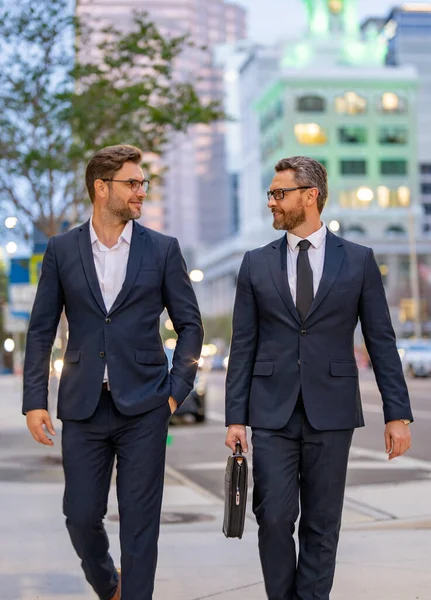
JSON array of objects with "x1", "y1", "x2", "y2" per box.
[{"x1": 296, "y1": 239, "x2": 313, "y2": 322}]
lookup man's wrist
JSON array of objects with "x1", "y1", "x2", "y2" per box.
[{"x1": 399, "y1": 419, "x2": 411, "y2": 425}]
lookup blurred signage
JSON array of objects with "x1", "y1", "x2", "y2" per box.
[
  {"x1": 9, "y1": 284, "x2": 37, "y2": 314},
  {"x1": 29, "y1": 254, "x2": 44, "y2": 284},
  {"x1": 3, "y1": 304, "x2": 28, "y2": 334},
  {"x1": 9, "y1": 258, "x2": 29, "y2": 284}
]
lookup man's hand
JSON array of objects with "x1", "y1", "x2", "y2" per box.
[
  {"x1": 225, "y1": 424, "x2": 248, "y2": 453},
  {"x1": 26, "y1": 409, "x2": 56, "y2": 446},
  {"x1": 385, "y1": 420, "x2": 411, "y2": 460},
  {"x1": 168, "y1": 396, "x2": 178, "y2": 415}
]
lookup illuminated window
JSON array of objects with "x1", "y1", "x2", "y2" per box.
[
  {"x1": 379, "y1": 127, "x2": 408, "y2": 145},
  {"x1": 335, "y1": 92, "x2": 367, "y2": 115},
  {"x1": 379, "y1": 92, "x2": 407, "y2": 113},
  {"x1": 338, "y1": 127, "x2": 367, "y2": 144},
  {"x1": 398, "y1": 186, "x2": 410, "y2": 206},
  {"x1": 377, "y1": 186, "x2": 411, "y2": 207},
  {"x1": 380, "y1": 160, "x2": 408, "y2": 175},
  {"x1": 294, "y1": 123, "x2": 327, "y2": 145},
  {"x1": 339, "y1": 187, "x2": 374, "y2": 208},
  {"x1": 296, "y1": 95, "x2": 326, "y2": 112},
  {"x1": 340, "y1": 160, "x2": 367, "y2": 175}
]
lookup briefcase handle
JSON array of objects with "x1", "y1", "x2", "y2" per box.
[{"x1": 233, "y1": 442, "x2": 245, "y2": 464}]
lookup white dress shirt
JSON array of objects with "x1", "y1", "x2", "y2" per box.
[
  {"x1": 90, "y1": 217, "x2": 133, "y2": 383},
  {"x1": 286, "y1": 222, "x2": 327, "y2": 304}
]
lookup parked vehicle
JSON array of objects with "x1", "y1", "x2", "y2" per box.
[
  {"x1": 164, "y1": 346, "x2": 207, "y2": 423},
  {"x1": 398, "y1": 339, "x2": 431, "y2": 378}
]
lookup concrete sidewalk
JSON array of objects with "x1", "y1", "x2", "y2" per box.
[{"x1": 1, "y1": 375, "x2": 431, "y2": 599}]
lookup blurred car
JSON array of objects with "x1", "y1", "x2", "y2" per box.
[
  {"x1": 164, "y1": 346, "x2": 207, "y2": 423},
  {"x1": 398, "y1": 339, "x2": 431, "y2": 378}
]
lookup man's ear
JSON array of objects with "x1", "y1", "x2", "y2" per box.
[
  {"x1": 94, "y1": 179, "x2": 107, "y2": 199},
  {"x1": 306, "y1": 188, "x2": 319, "y2": 207}
]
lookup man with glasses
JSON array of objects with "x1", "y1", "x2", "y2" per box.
[
  {"x1": 23, "y1": 144, "x2": 203, "y2": 600},
  {"x1": 225, "y1": 156, "x2": 412, "y2": 600}
]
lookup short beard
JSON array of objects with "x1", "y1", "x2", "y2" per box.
[
  {"x1": 272, "y1": 204, "x2": 306, "y2": 231},
  {"x1": 107, "y1": 190, "x2": 137, "y2": 222}
]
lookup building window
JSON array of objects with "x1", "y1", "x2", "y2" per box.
[
  {"x1": 424, "y1": 204, "x2": 431, "y2": 215},
  {"x1": 385, "y1": 225, "x2": 406, "y2": 238},
  {"x1": 422, "y1": 183, "x2": 431, "y2": 194},
  {"x1": 294, "y1": 123, "x2": 327, "y2": 145},
  {"x1": 379, "y1": 127, "x2": 408, "y2": 145},
  {"x1": 380, "y1": 160, "x2": 408, "y2": 175},
  {"x1": 311, "y1": 158, "x2": 328, "y2": 172},
  {"x1": 377, "y1": 185, "x2": 410, "y2": 208},
  {"x1": 260, "y1": 99, "x2": 284, "y2": 133},
  {"x1": 340, "y1": 160, "x2": 367, "y2": 175},
  {"x1": 379, "y1": 92, "x2": 407, "y2": 113},
  {"x1": 335, "y1": 92, "x2": 367, "y2": 115},
  {"x1": 345, "y1": 225, "x2": 366, "y2": 237},
  {"x1": 296, "y1": 95, "x2": 326, "y2": 112},
  {"x1": 261, "y1": 133, "x2": 283, "y2": 161},
  {"x1": 338, "y1": 127, "x2": 367, "y2": 144},
  {"x1": 421, "y1": 164, "x2": 431, "y2": 175}
]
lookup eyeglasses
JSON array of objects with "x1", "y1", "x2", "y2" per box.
[
  {"x1": 101, "y1": 178, "x2": 150, "y2": 192},
  {"x1": 267, "y1": 187, "x2": 312, "y2": 201}
]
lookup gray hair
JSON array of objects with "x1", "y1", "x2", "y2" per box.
[{"x1": 274, "y1": 156, "x2": 328, "y2": 213}]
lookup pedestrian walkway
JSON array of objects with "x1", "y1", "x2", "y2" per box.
[{"x1": 1, "y1": 375, "x2": 431, "y2": 599}]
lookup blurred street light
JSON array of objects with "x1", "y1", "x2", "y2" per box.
[
  {"x1": 53, "y1": 359, "x2": 64, "y2": 374},
  {"x1": 5, "y1": 242, "x2": 18, "y2": 254},
  {"x1": 357, "y1": 187, "x2": 373, "y2": 202},
  {"x1": 4, "y1": 338, "x2": 15, "y2": 353},
  {"x1": 189, "y1": 269, "x2": 204, "y2": 283},
  {"x1": 5, "y1": 217, "x2": 18, "y2": 229},
  {"x1": 329, "y1": 220, "x2": 340, "y2": 232},
  {"x1": 164, "y1": 318, "x2": 174, "y2": 331},
  {"x1": 165, "y1": 338, "x2": 177, "y2": 350}
]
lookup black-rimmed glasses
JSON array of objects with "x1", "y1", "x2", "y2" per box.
[
  {"x1": 101, "y1": 178, "x2": 150, "y2": 192},
  {"x1": 267, "y1": 186, "x2": 312, "y2": 201}
]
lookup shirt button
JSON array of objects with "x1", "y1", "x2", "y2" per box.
[
  {"x1": 105, "y1": 317, "x2": 111, "y2": 324},
  {"x1": 100, "y1": 351, "x2": 106, "y2": 358},
  {"x1": 300, "y1": 329, "x2": 307, "y2": 336}
]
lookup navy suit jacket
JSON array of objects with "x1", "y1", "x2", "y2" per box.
[
  {"x1": 23, "y1": 220, "x2": 203, "y2": 420},
  {"x1": 225, "y1": 230, "x2": 413, "y2": 431}
]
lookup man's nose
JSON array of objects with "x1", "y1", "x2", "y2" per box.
[{"x1": 136, "y1": 186, "x2": 146, "y2": 199}]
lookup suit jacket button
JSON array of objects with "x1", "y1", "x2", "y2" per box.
[
  {"x1": 297, "y1": 359, "x2": 301, "y2": 365},
  {"x1": 105, "y1": 318, "x2": 111, "y2": 324},
  {"x1": 300, "y1": 329, "x2": 307, "y2": 336},
  {"x1": 100, "y1": 351, "x2": 106, "y2": 358}
]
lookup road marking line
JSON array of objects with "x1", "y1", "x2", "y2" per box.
[{"x1": 362, "y1": 402, "x2": 431, "y2": 419}]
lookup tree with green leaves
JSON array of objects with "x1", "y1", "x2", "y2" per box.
[{"x1": 0, "y1": 0, "x2": 224, "y2": 239}]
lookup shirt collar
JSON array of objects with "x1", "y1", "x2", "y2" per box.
[
  {"x1": 90, "y1": 216, "x2": 133, "y2": 247},
  {"x1": 286, "y1": 221, "x2": 327, "y2": 252}
]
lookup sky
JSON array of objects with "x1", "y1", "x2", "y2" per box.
[{"x1": 234, "y1": 0, "x2": 430, "y2": 43}]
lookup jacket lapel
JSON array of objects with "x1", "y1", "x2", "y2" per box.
[
  {"x1": 305, "y1": 229, "x2": 345, "y2": 321},
  {"x1": 108, "y1": 221, "x2": 144, "y2": 316},
  {"x1": 78, "y1": 220, "x2": 106, "y2": 315},
  {"x1": 268, "y1": 235, "x2": 301, "y2": 325}
]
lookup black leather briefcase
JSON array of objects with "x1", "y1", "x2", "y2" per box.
[{"x1": 223, "y1": 442, "x2": 248, "y2": 539}]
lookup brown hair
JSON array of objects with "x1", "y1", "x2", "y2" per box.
[
  {"x1": 274, "y1": 156, "x2": 328, "y2": 213},
  {"x1": 85, "y1": 144, "x2": 143, "y2": 202}
]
